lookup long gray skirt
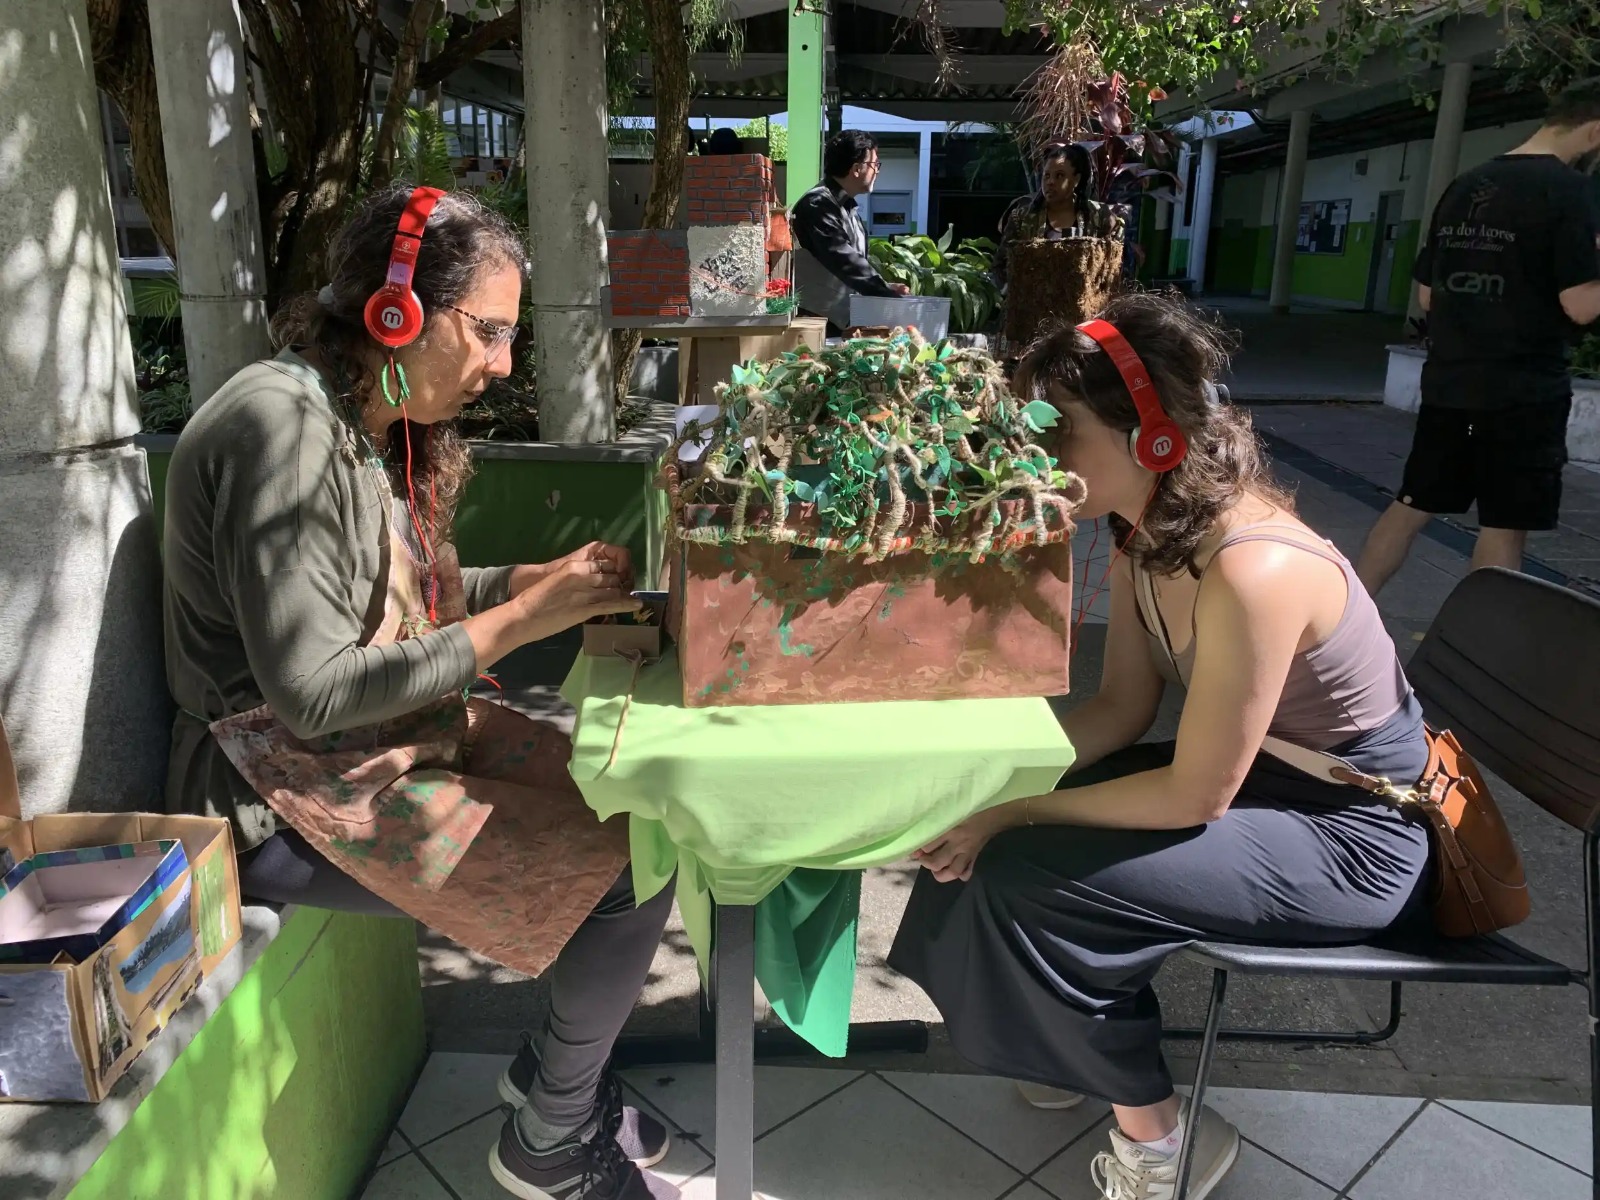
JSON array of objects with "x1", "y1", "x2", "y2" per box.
[{"x1": 888, "y1": 705, "x2": 1431, "y2": 1107}]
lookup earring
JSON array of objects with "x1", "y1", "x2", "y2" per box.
[{"x1": 380, "y1": 356, "x2": 410, "y2": 407}]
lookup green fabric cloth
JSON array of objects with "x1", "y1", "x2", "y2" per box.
[
  {"x1": 561, "y1": 648, "x2": 1075, "y2": 1055},
  {"x1": 162, "y1": 349, "x2": 512, "y2": 849}
]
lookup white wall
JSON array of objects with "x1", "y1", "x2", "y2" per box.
[{"x1": 1221, "y1": 117, "x2": 1544, "y2": 232}]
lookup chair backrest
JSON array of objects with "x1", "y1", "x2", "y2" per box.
[{"x1": 1407, "y1": 567, "x2": 1600, "y2": 835}]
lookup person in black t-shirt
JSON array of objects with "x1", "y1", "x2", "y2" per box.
[{"x1": 1356, "y1": 78, "x2": 1600, "y2": 595}]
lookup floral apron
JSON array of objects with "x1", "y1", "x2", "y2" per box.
[{"x1": 209, "y1": 499, "x2": 629, "y2": 975}]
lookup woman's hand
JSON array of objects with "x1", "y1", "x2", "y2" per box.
[
  {"x1": 912, "y1": 803, "x2": 1020, "y2": 884},
  {"x1": 507, "y1": 543, "x2": 641, "y2": 643},
  {"x1": 508, "y1": 542, "x2": 636, "y2": 598}
]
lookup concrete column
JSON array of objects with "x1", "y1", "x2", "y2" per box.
[
  {"x1": 0, "y1": 0, "x2": 171, "y2": 815},
  {"x1": 148, "y1": 0, "x2": 270, "y2": 408},
  {"x1": 1269, "y1": 108, "x2": 1312, "y2": 313},
  {"x1": 525, "y1": 0, "x2": 613, "y2": 442},
  {"x1": 1186, "y1": 136, "x2": 1219, "y2": 293},
  {"x1": 915, "y1": 130, "x2": 932, "y2": 234},
  {"x1": 1409, "y1": 61, "x2": 1473, "y2": 322}
]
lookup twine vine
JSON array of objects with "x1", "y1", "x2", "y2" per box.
[{"x1": 664, "y1": 327, "x2": 1086, "y2": 564}]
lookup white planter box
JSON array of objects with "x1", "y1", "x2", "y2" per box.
[
  {"x1": 1383, "y1": 346, "x2": 1600, "y2": 465},
  {"x1": 848, "y1": 295, "x2": 951, "y2": 340}
]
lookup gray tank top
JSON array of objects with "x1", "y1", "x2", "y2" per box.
[{"x1": 1133, "y1": 523, "x2": 1413, "y2": 752}]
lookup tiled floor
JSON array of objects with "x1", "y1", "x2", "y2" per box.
[{"x1": 361, "y1": 1052, "x2": 1592, "y2": 1199}]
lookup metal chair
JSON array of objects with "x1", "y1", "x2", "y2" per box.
[{"x1": 1171, "y1": 568, "x2": 1600, "y2": 1199}]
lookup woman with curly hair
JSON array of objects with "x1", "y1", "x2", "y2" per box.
[
  {"x1": 162, "y1": 186, "x2": 678, "y2": 1200},
  {"x1": 890, "y1": 292, "x2": 1432, "y2": 1200}
]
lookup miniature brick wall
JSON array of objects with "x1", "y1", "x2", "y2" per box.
[
  {"x1": 607, "y1": 230, "x2": 690, "y2": 319},
  {"x1": 683, "y1": 154, "x2": 774, "y2": 228}
]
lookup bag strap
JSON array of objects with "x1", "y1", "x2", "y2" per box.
[{"x1": 1132, "y1": 558, "x2": 1183, "y2": 679}]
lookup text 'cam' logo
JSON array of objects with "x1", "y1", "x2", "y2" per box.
[{"x1": 1445, "y1": 271, "x2": 1505, "y2": 298}]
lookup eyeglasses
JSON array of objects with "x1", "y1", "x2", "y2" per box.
[{"x1": 442, "y1": 303, "x2": 518, "y2": 357}]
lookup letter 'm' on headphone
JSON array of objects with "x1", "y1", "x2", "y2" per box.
[
  {"x1": 363, "y1": 187, "x2": 447, "y2": 350},
  {"x1": 1075, "y1": 318, "x2": 1188, "y2": 472}
]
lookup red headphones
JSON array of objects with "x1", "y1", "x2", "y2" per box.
[
  {"x1": 363, "y1": 186, "x2": 447, "y2": 349},
  {"x1": 1076, "y1": 318, "x2": 1188, "y2": 472}
]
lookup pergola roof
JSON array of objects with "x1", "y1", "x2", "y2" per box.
[{"x1": 438, "y1": 1, "x2": 1539, "y2": 158}]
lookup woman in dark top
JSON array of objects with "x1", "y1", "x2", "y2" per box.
[
  {"x1": 993, "y1": 142, "x2": 1124, "y2": 290},
  {"x1": 163, "y1": 185, "x2": 677, "y2": 1200},
  {"x1": 890, "y1": 293, "x2": 1431, "y2": 1200}
]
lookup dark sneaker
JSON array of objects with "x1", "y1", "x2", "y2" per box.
[
  {"x1": 489, "y1": 1113, "x2": 680, "y2": 1200},
  {"x1": 498, "y1": 1036, "x2": 671, "y2": 1169}
]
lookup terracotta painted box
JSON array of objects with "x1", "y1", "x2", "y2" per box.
[{"x1": 665, "y1": 500, "x2": 1074, "y2": 707}]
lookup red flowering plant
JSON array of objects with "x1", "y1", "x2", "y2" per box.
[{"x1": 1019, "y1": 50, "x2": 1184, "y2": 211}]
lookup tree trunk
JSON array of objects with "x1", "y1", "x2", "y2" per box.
[
  {"x1": 370, "y1": 0, "x2": 441, "y2": 189},
  {"x1": 90, "y1": 0, "x2": 176, "y2": 260},
  {"x1": 89, "y1": 0, "x2": 522, "y2": 311},
  {"x1": 612, "y1": 0, "x2": 692, "y2": 407}
]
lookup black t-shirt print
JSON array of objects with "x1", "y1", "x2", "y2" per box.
[{"x1": 1412, "y1": 154, "x2": 1600, "y2": 411}]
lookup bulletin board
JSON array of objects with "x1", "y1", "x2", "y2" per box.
[{"x1": 1295, "y1": 198, "x2": 1352, "y2": 255}]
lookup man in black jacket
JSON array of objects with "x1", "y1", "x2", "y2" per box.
[
  {"x1": 1356, "y1": 78, "x2": 1600, "y2": 594},
  {"x1": 792, "y1": 130, "x2": 910, "y2": 329}
]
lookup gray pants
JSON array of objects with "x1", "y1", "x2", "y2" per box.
[{"x1": 241, "y1": 830, "x2": 673, "y2": 1125}]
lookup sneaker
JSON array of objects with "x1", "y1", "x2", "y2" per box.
[
  {"x1": 1016, "y1": 1080, "x2": 1087, "y2": 1110},
  {"x1": 499, "y1": 1036, "x2": 671, "y2": 1169},
  {"x1": 489, "y1": 1113, "x2": 680, "y2": 1200},
  {"x1": 1090, "y1": 1101, "x2": 1240, "y2": 1200}
]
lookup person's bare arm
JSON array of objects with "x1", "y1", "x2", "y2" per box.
[
  {"x1": 1058, "y1": 559, "x2": 1165, "y2": 773},
  {"x1": 1416, "y1": 283, "x2": 1432, "y2": 313},
  {"x1": 1560, "y1": 279, "x2": 1600, "y2": 326}
]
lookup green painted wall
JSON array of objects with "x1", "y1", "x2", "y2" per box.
[
  {"x1": 457, "y1": 457, "x2": 667, "y2": 587},
  {"x1": 1289, "y1": 221, "x2": 1376, "y2": 304},
  {"x1": 1168, "y1": 237, "x2": 1189, "y2": 275},
  {"x1": 1251, "y1": 226, "x2": 1276, "y2": 294},
  {"x1": 70, "y1": 909, "x2": 424, "y2": 1200},
  {"x1": 1210, "y1": 220, "x2": 1260, "y2": 294},
  {"x1": 145, "y1": 447, "x2": 665, "y2": 588}
]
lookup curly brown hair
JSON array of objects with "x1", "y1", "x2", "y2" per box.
[
  {"x1": 270, "y1": 185, "x2": 528, "y2": 535},
  {"x1": 1013, "y1": 291, "x2": 1294, "y2": 578}
]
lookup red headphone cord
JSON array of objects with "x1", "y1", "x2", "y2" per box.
[{"x1": 398, "y1": 402, "x2": 439, "y2": 627}]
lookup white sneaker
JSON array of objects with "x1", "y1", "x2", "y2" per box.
[
  {"x1": 1015, "y1": 1080, "x2": 1087, "y2": 1110},
  {"x1": 1090, "y1": 1101, "x2": 1240, "y2": 1200}
]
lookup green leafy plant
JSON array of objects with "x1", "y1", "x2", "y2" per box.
[
  {"x1": 128, "y1": 274, "x2": 182, "y2": 325},
  {"x1": 733, "y1": 118, "x2": 788, "y2": 162},
  {"x1": 868, "y1": 230, "x2": 1004, "y2": 335},
  {"x1": 668, "y1": 330, "x2": 1085, "y2": 563},
  {"x1": 133, "y1": 330, "x2": 191, "y2": 433},
  {"x1": 359, "y1": 105, "x2": 456, "y2": 193}
]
